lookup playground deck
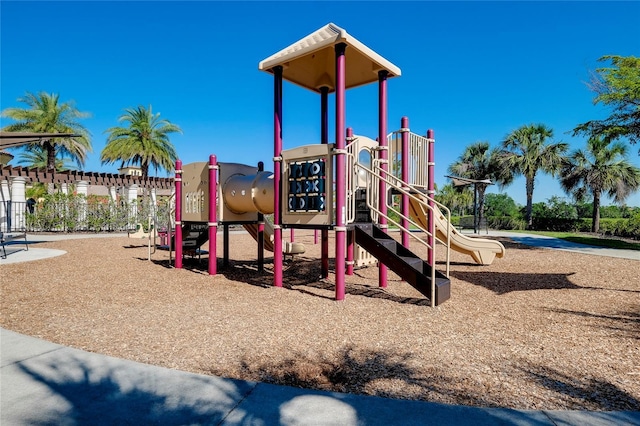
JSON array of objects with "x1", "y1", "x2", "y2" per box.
[{"x1": 1, "y1": 231, "x2": 638, "y2": 411}]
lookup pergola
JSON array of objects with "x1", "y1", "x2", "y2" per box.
[
  {"x1": 0, "y1": 131, "x2": 79, "y2": 149},
  {"x1": 0, "y1": 132, "x2": 172, "y2": 189}
]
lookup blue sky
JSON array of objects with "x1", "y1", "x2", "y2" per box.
[{"x1": 2, "y1": 1, "x2": 639, "y2": 207}]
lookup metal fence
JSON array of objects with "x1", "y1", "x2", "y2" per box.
[{"x1": 1, "y1": 198, "x2": 172, "y2": 233}]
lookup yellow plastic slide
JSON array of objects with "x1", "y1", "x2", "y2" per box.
[
  {"x1": 408, "y1": 197, "x2": 505, "y2": 265},
  {"x1": 243, "y1": 221, "x2": 305, "y2": 255}
]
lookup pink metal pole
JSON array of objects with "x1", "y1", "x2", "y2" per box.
[
  {"x1": 273, "y1": 66, "x2": 284, "y2": 287},
  {"x1": 427, "y1": 129, "x2": 435, "y2": 266},
  {"x1": 401, "y1": 116, "x2": 410, "y2": 247},
  {"x1": 320, "y1": 85, "x2": 330, "y2": 278},
  {"x1": 346, "y1": 126, "x2": 354, "y2": 276},
  {"x1": 208, "y1": 155, "x2": 218, "y2": 275},
  {"x1": 257, "y1": 161, "x2": 265, "y2": 273},
  {"x1": 174, "y1": 159, "x2": 183, "y2": 269},
  {"x1": 290, "y1": 228, "x2": 294, "y2": 243},
  {"x1": 378, "y1": 70, "x2": 389, "y2": 288},
  {"x1": 335, "y1": 43, "x2": 347, "y2": 301}
]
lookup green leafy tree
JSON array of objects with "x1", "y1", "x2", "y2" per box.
[
  {"x1": 448, "y1": 141, "x2": 511, "y2": 229},
  {"x1": 1, "y1": 91, "x2": 92, "y2": 172},
  {"x1": 573, "y1": 55, "x2": 640, "y2": 153},
  {"x1": 500, "y1": 124, "x2": 568, "y2": 228},
  {"x1": 484, "y1": 193, "x2": 520, "y2": 218},
  {"x1": 560, "y1": 136, "x2": 640, "y2": 232},
  {"x1": 101, "y1": 105, "x2": 182, "y2": 178}
]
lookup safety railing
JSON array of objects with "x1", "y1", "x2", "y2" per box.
[
  {"x1": 354, "y1": 160, "x2": 451, "y2": 279},
  {"x1": 388, "y1": 130, "x2": 431, "y2": 189}
]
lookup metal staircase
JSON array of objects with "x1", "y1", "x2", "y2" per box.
[
  {"x1": 352, "y1": 223, "x2": 450, "y2": 305},
  {"x1": 346, "y1": 132, "x2": 452, "y2": 306}
]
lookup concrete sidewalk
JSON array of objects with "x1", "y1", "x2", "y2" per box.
[
  {"x1": 469, "y1": 230, "x2": 640, "y2": 261},
  {"x1": 2, "y1": 329, "x2": 639, "y2": 425}
]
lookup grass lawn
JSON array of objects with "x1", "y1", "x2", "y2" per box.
[{"x1": 511, "y1": 230, "x2": 640, "y2": 251}]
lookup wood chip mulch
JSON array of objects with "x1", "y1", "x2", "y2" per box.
[{"x1": 1, "y1": 230, "x2": 638, "y2": 411}]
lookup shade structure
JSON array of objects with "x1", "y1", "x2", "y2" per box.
[
  {"x1": 259, "y1": 23, "x2": 401, "y2": 93},
  {"x1": 0, "y1": 132, "x2": 80, "y2": 149}
]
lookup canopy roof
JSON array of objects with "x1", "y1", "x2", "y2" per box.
[
  {"x1": 0, "y1": 132, "x2": 80, "y2": 149},
  {"x1": 259, "y1": 23, "x2": 401, "y2": 93}
]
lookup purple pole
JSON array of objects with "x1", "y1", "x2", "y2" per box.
[
  {"x1": 427, "y1": 129, "x2": 435, "y2": 266},
  {"x1": 257, "y1": 161, "x2": 265, "y2": 273},
  {"x1": 208, "y1": 155, "x2": 217, "y2": 275},
  {"x1": 401, "y1": 116, "x2": 410, "y2": 247},
  {"x1": 378, "y1": 70, "x2": 389, "y2": 288},
  {"x1": 273, "y1": 66, "x2": 284, "y2": 287},
  {"x1": 174, "y1": 159, "x2": 183, "y2": 269},
  {"x1": 335, "y1": 43, "x2": 347, "y2": 301},
  {"x1": 320, "y1": 85, "x2": 330, "y2": 278}
]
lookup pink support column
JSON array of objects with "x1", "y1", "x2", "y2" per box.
[
  {"x1": 401, "y1": 116, "x2": 410, "y2": 247},
  {"x1": 208, "y1": 155, "x2": 218, "y2": 275},
  {"x1": 334, "y1": 43, "x2": 347, "y2": 301},
  {"x1": 346, "y1": 126, "x2": 355, "y2": 276},
  {"x1": 378, "y1": 70, "x2": 389, "y2": 288},
  {"x1": 427, "y1": 129, "x2": 435, "y2": 266},
  {"x1": 320, "y1": 85, "x2": 330, "y2": 278},
  {"x1": 174, "y1": 160, "x2": 183, "y2": 269},
  {"x1": 257, "y1": 161, "x2": 265, "y2": 273},
  {"x1": 273, "y1": 66, "x2": 284, "y2": 287}
]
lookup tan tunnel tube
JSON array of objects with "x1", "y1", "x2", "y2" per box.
[{"x1": 222, "y1": 171, "x2": 274, "y2": 215}]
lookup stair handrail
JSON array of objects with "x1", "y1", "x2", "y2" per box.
[{"x1": 355, "y1": 161, "x2": 451, "y2": 278}]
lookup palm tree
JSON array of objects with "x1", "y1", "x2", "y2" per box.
[
  {"x1": 560, "y1": 136, "x2": 640, "y2": 232},
  {"x1": 18, "y1": 144, "x2": 77, "y2": 171},
  {"x1": 448, "y1": 141, "x2": 511, "y2": 230},
  {"x1": 101, "y1": 105, "x2": 182, "y2": 178},
  {"x1": 435, "y1": 183, "x2": 473, "y2": 216},
  {"x1": 1, "y1": 91, "x2": 92, "y2": 172},
  {"x1": 500, "y1": 124, "x2": 568, "y2": 228}
]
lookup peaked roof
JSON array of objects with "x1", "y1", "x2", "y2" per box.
[{"x1": 259, "y1": 23, "x2": 401, "y2": 93}]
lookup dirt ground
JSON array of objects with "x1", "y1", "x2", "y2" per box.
[{"x1": 1, "y1": 230, "x2": 638, "y2": 411}]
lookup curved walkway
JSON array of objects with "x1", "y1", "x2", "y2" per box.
[{"x1": 2, "y1": 232, "x2": 639, "y2": 424}]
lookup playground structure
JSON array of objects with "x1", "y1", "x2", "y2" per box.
[{"x1": 166, "y1": 23, "x2": 505, "y2": 307}]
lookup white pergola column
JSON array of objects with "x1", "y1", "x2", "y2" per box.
[
  {"x1": 1, "y1": 180, "x2": 10, "y2": 232},
  {"x1": 76, "y1": 180, "x2": 89, "y2": 229},
  {"x1": 10, "y1": 177, "x2": 27, "y2": 231},
  {"x1": 150, "y1": 187, "x2": 157, "y2": 217},
  {"x1": 59, "y1": 183, "x2": 68, "y2": 195},
  {"x1": 127, "y1": 184, "x2": 139, "y2": 227}
]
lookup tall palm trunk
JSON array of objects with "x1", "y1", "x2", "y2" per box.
[
  {"x1": 525, "y1": 175, "x2": 535, "y2": 229},
  {"x1": 592, "y1": 192, "x2": 601, "y2": 233},
  {"x1": 44, "y1": 140, "x2": 56, "y2": 172}
]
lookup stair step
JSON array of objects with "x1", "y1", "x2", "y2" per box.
[
  {"x1": 398, "y1": 256, "x2": 423, "y2": 271},
  {"x1": 374, "y1": 237, "x2": 397, "y2": 250}
]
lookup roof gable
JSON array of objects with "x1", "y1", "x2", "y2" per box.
[{"x1": 259, "y1": 23, "x2": 401, "y2": 93}]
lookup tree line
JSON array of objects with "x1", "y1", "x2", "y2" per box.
[{"x1": 443, "y1": 55, "x2": 640, "y2": 234}]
